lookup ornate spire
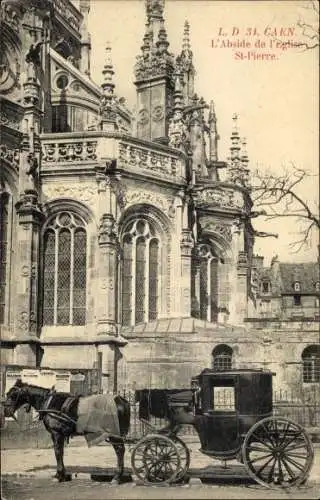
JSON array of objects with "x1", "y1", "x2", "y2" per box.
[
  {"x1": 156, "y1": 18, "x2": 169, "y2": 53},
  {"x1": 100, "y1": 43, "x2": 117, "y2": 131},
  {"x1": 101, "y1": 43, "x2": 115, "y2": 97},
  {"x1": 182, "y1": 20, "x2": 192, "y2": 59},
  {"x1": 228, "y1": 115, "x2": 249, "y2": 186},
  {"x1": 241, "y1": 137, "x2": 249, "y2": 166},
  {"x1": 135, "y1": 0, "x2": 174, "y2": 82},
  {"x1": 177, "y1": 20, "x2": 195, "y2": 105},
  {"x1": 146, "y1": 0, "x2": 164, "y2": 21},
  {"x1": 230, "y1": 113, "x2": 241, "y2": 161},
  {"x1": 168, "y1": 72, "x2": 186, "y2": 149},
  {"x1": 208, "y1": 100, "x2": 219, "y2": 162},
  {"x1": 208, "y1": 100, "x2": 216, "y2": 124}
]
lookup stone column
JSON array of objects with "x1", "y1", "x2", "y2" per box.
[
  {"x1": 97, "y1": 213, "x2": 118, "y2": 336},
  {"x1": 191, "y1": 247, "x2": 201, "y2": 318},
  {"x1": 236, "y1": 250, "x2": 248, "y2": 321},
  {"x1": 180, "y1": 229, "x2": 194, "y2": 316},
  {"x1": 15, "y1": 191, "x2": 43, "y2": 364}
]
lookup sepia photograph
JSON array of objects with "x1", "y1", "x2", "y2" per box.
[{"x1": 1, "y1": 0, "x2": 319, "y2": 498}]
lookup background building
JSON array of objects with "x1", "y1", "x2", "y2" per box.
[{"x1": 1, "y1": 0, "x2": 319, "y2": 394}]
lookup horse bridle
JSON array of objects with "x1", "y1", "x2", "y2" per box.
[{"x1": 5, "y1": 386, "x2": 32, "y2": 415}]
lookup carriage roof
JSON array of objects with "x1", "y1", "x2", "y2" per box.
[
  {"x1": 193, "y1": 368, "x2": 275, "y2": 416},
  {"x1": 194, "y1": 368, "x2": 275, "y2": 378}
]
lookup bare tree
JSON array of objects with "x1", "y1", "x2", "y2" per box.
[
  {"x1": 296, "y1": 0, "x2": 319, "y2": 50},
  {"x1": 289, "y1": 0, "x2": 319, "y2": 50},
  {"x1": 250, "y1": 164, "x2": 319, "y2": 252}
]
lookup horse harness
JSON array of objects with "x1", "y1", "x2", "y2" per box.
[{"x1": 38, "y1": 392, "x2": 80, "y2": 427}]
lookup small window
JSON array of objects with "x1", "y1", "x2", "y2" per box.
[
  {"x1": 302, "y1": 345, "x2": 320, "y2": 383},
  {"x1": 294, "y1": 282, "x2": 301, "y2": 292},
  {"x1": 293, "y1": 294, "x2": 301, "y2": 306},
  {"x1": 212, "y1": 344, "x2": 233, "y2": 371},
  {"x1": 56, "y1": 74, "x2": 69, "y2": 90}
]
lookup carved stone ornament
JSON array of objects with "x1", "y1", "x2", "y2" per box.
[
  {"x1": 26, "y1": 152, "x2": 38, "y2": 177},
  {"x1": 118, "y1": 141, "x2": 181, "y2": 178},
  {"x1": 0, "y1": 2, "x2": 22, "y2": 32},
  {"x1": 124, "y1": 189, "x2": 175, "y2": 220},
  {"x1": 201, "y1": 222, "x2": 232, "y2": 242},
  {"x1": 0, "y1": 144, "x2": 20, "y2": 172},
  {"x1": 238, "y1": 250, "x2": 248, "y2": 266},
  {"x1": 180, "y1": 229, "x2": 194, "y2": 256},
  {"x1": 42, "y1": 183, "x2": 96, "y2": 207},
  {"x1": 0, "y1": 111, "x2": 20, "y2": 130},
  {"x1": 42, "y1": 141, "x2": 97, "y2": 163},
  {"x1": 138, "y1": 108, "x2": 149, "y2": 125},
  {"x1": 110, "y1": 178, "x2": 127, "y2": 210},
  {"x1": 21, "y1": 265, "x2": 29, "y2": 277},
  {"x1": 98, "y1": 213, "x2": 117, "y2": 246},
  {"x1": 18, "y1": 311, "x2": 29, "y2": 332},
  {"x1": 152, "y1": 105, "x2": 164, "y2": 122},
  {"x1": 194, "y1": 187, "x2": 244, "y2": 210}
]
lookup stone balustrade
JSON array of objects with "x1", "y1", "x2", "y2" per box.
[
  {"x1": 118, "y1": 139, "x2": 184, "y2": 180},
  {"x1": 42, "y1": 139, "x2": 98, "y2": 163},
  {"x1": 41, "y1": 133, "x2": 185, "y2": 181}
]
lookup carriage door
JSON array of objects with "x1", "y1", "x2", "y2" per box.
[{"x1": 204, "y1": 375, "x2": 241, "y2": 456}]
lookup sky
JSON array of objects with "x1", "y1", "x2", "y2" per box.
[{"x1": 81, "y1": 0, "x2": 318, "y2": 265}]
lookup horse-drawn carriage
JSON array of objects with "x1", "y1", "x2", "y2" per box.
[
  {"x1": 131, "y1": 368, "x2": 314, "y2": 488},
  {"x1": 3, "y1": 368, "x2": 314, "y2": 489}
]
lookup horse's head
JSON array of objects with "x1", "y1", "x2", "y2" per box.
[{"x1": 3, "y1": 379, "x2": 32, "y2": 418}]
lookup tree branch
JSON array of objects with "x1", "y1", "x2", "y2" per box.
[{"x1": 251, "y1": 162, "x2": 319, "y2": 251}]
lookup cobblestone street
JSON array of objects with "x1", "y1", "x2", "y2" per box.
[{"x1": 2, "y1": 440, "x2": 320, "y2": 499}]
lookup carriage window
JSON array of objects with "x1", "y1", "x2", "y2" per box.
[{"x1": 213, "y1": 386, "x2": 235, "y2": 411}]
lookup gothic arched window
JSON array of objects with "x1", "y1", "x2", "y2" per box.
[
  {"x1": 121, "y1": 219, "x2": 160, "y2": 326},
  {"x1": 302, "y1": 345, "x2": 320, "y2": 383},
  {"x1": 0, "y1": 191, "x2": 12, "y2": 324},
  {"x1": 198, "y1": 244, "x2": 218, "y2": 322},
  {"x1": 212, "y1": 344, "x2": 233, "y2": 371},
  {"x1": 42, "y1": 212, "x2": 87, "y2": 326}
]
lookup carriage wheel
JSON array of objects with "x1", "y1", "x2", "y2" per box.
[
  {"x1": 242, "y1": 417, "x2": 314, "y2": 489},
  {"x1": 170, "y1": 436, "x2": 190, "y2": 483},
  {"x1": 131, "y1": 434, "x2": 181, "y2": 485}
]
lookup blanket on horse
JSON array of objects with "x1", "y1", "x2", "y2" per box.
[{"x1": 77, "y1": 394, "x2": 120, "y2": 447}]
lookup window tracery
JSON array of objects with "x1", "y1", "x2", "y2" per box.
[
  {"x1": 121, "y1": 218, "x2": 160, "y2": 326},
  {"x1": 42, "y1": 212, "x2": 87, "y2": 325}
]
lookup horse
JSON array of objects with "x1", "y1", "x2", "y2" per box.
[{"x1": 2, "y1": 379, "x2": 130, "y2": 483}]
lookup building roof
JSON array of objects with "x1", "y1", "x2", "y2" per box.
[
  {"x1": 279, "y1": 262, "x2": 319, "y2": 294},
  {"x1": 257, "y1": 261, "x2": 319, "y2": 295}
]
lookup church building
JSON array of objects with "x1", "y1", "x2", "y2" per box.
[{"x1": 1, "y1": 0, "x2": 318, "y2": 393}]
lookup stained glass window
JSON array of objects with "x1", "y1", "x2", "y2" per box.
[
  {"x1": 121, "y1": 219, "x2": 160, "y2": 326},
  {"x1": 197, "y1": 244, "x2": 219, "y2": 322},
  {"x1": 122, "y1": 235, "x2": 133, "y2": 326},
  {"x1": 199, "y1": 258, "x2": 208, "y2": 320},
  {"x1": 210, "y1": 258, "x2": 218, "y2": 322},
  {"x1": 149, "y1": 239, "x2": 159, "y2": 321},
  {"x1": 42, "y1": 212, "x2": 87, "y2": 325}
]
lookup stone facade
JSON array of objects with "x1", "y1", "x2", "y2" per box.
[{"x1": 1, "y1": 0, "x2": 319, "y2": 394}]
